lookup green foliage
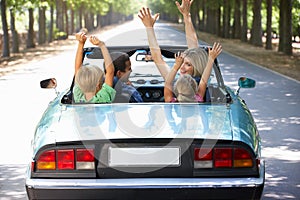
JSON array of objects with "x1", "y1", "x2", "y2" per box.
[
  {"x1": 1, "y1": 0, "x2": 298, "y2": 45},
  {"x1": 53, "y1": 27, "x2": 67, "y2": 40},
  {"x1": 112, "y1": 0, "x2": 133, "y2": 15},
  {"x1": 54, "y1": 32, "x2": 67, "y2": 40},
  {"x1": 292, "y1": 0, "x2": 300, "y2": 36},
  {"x1": 205, "y1": 0, "x2": 222, "y2": 10},
  {"x1": 147, "y1": 0, "x2": 298, "y2": 37},
  {"x1": 149, "y1": 0, "x2": 177, "y2": 13}
]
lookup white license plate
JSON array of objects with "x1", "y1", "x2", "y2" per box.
[{"x1": 108, "y1": 147, "x2": 180, "y2": 167}]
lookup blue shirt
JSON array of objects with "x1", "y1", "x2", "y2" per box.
[{"x1": 113, "y1": 77, "x2": 143, "y2": 103}]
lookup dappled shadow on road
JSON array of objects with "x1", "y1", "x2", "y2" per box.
[
  {"x1": 220, "y1": 54, "x2": 300, "y2": 199},
  {"x1": 247, "y1": 104, "x2": 299, "y2": 200},
  {"x1": 0, "y1": 165, "x2": 27, "y2": 200},
  {"x1": 0, "y1": 39, "x2": 77, "y2": 77},
  {"x1": 258, "y1": 112, "x2": 300, "y2": 200},
  {"x1": 262, "y1": 159, "x2": 299, "y2": 199}
]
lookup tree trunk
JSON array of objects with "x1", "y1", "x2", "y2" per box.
[
  {"x1": 200, "y1": 0, "x2": 206, "y2": 31},
  {"x1": 233, "y1": 0, "x2": 241, "y2": 39},
  {"x1": 84, "y1": 12, "x2": 95, "y2": 31},
  {"x1": 1, "y1": 0, "x2": 10, "y2": 57},
  {"x1": 222, "y1": 0, "x2": 231, "y2": 38},
  {"x1": 70, "y1": 8, "x2": 74, "y2": 34},
  {"x1": 241, "y1": 0, "x2": 248, "y2": 42},
  {"x1": 206, "y1": 7, "x2": 216, "y2": 34},
  {"x1": 78, "y1": 5, "x2": 83, "y2": 31},
  {"x1": 266, "y1": 0, "x2": 273, "y2": 50},
  {"x1": 64, "y1": 1, "x2": 69, "y2": 36},
  {"x1": 56, "y1": 0, "x2": 64, "y2": 32},
  {"x1": 48, "y1": 4, "x2": 54, "y2": 43},
  {"x1": 194, "y1": 2, "x2": 201, "y2": 30},
  {"x1": 278, "y1": 0, "x2": 292, "y2": 55},
  {"x1": 216, "y1": 5, "x2": 221, "y2": 37},
  {"x1": 38, "y1": 6, "x2": 46, "y2": 45},
  {"x1": 250, "y1": 0, "x2": 263, "y2": 46},
  {"x1": 190, "y1": 3, "x2": 196, "y2": 28},
  {"x1": 26, "y1": 8, "x2": 35, "y2": 48},
  {"x1": 89, "y1": 13, "x2": 95, "y2": 30},
  {"x1": 10, "y1": 8, "x2": 19, "y2": 53},
  {"x1": 84, "y1": 12, "x2": 90, "y2": 31},
  {"x1": 96, "y1": 14, "x2": 101, "y2": 29}
]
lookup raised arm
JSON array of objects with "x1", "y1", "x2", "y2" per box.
[
  {"x1": 74, "y1": 32, "x2": 87, "y2": 75},
  {"x1": 164, "y1": 53, "x2": 184, "y2": 102},
  {"x1": 175, "y1": 0, "x2": 198, "y2": 49},
  {"x1": 138, "y1": 7, "x2": 170, "y2": 80},
  {"x1": 89, "y1": 36, "x2": 114, "y2": 87},
  {"x1": 197, "y1": 42, "x2": 222, "y2": 98}
]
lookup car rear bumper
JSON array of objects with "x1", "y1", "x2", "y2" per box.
[{"x1": 26, "y1": 161, "x2": 265, "y2": 200}]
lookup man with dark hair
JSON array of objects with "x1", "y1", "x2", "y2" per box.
[{"x1": 104, "y1": 52, "x2": 143, "y2": 103}]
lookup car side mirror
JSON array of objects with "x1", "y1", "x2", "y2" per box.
[
  {"x1": 40, "y1": 78, "x2": 58, "y2": 95},
  {"x1": 40, "y1": 78, "x2": 57, "y2": 89},
  {"x1": 236, "y1": 77, "x2": 256, "y2": 95}
]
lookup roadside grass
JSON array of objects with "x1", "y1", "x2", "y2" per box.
[{"x1": 197, "y1": 31, "x2": 300, "y2": 82}]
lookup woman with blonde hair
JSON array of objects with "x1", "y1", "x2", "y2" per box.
[
  {"x1": 138, "y1": 0, "x2": 200, "y2": 80},
  {"x1": 138, "y1": 5, "x2": 218, "y2": 89},
  {"x1": 181, "y1": 47, "x2": 209, "y2": 78},
  {"x1": 164, "y1": 42, "x2": 222, "y2": 103},
  {"x1": 138, "y1": 3, "x2": 222, "y2": 102}
]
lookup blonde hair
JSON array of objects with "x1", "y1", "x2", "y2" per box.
[
  {"x1": 174, "y1": 74, "x2": 198, "y2": 102},
  {"x1": 75, "y1": 65, "x2": 104, "y2": 93},
  {"x1": 183, "y1": 47, "x2": 208, "y2": 77}
]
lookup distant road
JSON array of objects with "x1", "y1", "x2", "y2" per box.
[{"x1": 0, "y1": 19, "x2": 299, "y2": 200}]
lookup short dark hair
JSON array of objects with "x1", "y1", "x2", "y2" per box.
[{"x1": 104, "y1": 52, "x2": 130, "y2": 76}]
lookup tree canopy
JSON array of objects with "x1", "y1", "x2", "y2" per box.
[{"x1": 0, "y1": 0, "x2": 298, "y2": 57}]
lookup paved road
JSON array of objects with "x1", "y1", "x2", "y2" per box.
[
  {"x1": 0, "y1": 19, "x2": 299, "y2": 200},
  {"x1": 0, "y1": 43, "x2": 75, "y2": 199},
  {"x1": 218, "y1": 52, "x2": 300, "y2": 199}
]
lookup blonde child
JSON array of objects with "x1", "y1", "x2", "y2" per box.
[
  {"x1": 73, "y1": 32, "x2": 116, "y2": 103},
  {"x1": 164, "y1": 42, "x2": 222, "y2": 102}
]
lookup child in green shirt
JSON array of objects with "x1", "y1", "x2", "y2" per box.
[{"x1": 73, "y1": 32, "x2": 116, "y2": 103}]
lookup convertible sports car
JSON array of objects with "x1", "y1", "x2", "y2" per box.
[{"x1": 25, "y1": 45, "x2": 265, "y2": 200}]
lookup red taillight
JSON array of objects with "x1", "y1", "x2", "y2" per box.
[
  {"x1": 77, "y1": 149, "x2": 94, "y2": 162},
  {"x1": 194, "y1": 147, "x2": 253, "y2": 169},
  {"x1": 234, "y1": 148, "x2": 253, "y2": 167},
  {"x1": 35, "y1": 148, "x2": 95, "y2": 171},
  {"x1": 194, "y1": 148, "x2": 212, "y2": 160},
  {"x1": 194, "y1": 148, "x2": 213, "y2": 168},
  {"x1": 214, "y1": 148, "x2": 232, "y2": 168},
  {"x1": 37, "y1": 150, "x2": 56, "y2": 170},
  {"x1": 234, "y1": 148, "x2": 251, "y2": 159},
  {"x1": 76, "y1": 149, "x2": 95, "y2": 170},
  {"x1": 57, "y1": 149, "x2": 75, "y2": 170}
]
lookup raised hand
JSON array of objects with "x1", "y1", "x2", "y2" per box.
[
  {"x1": 175, "y1": 0, "x2": 194, "y2": 17},
  {"x1": 89, "y1": 35, "x2": 104, "y2": 46},
  {"x1": 174, "y1": 52, "x2": 184, "y2": 71},
  {"x1": 74, "y1": 32, "x2": 87, "y2": 75},
  {"x1": 138, "y1": 7, "x2": 159, "y2": 28},
  {"x1": 208, "y1": 42, "x2": 222, "y2": 60},
  {"x1": 75, "y1": 32, "x2": 87, "y2": 43}
]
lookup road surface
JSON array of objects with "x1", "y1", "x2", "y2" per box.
[{"x1": 0, "y1": 19, "x2": 299, "y2": 200}]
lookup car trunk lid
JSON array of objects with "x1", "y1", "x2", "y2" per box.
[{"x1": 54, "y1": 103, "x2": 232, "y2": 142}]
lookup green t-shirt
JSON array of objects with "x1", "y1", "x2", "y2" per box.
[{"x1": 73, "y1": 83, "x2": 116, "y2": 103}]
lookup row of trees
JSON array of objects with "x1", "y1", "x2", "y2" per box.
[
  {"x1": 0, "y1": 0, "x2": 139, "y2": 58},
  {"x1": 0, "y1": 0, "x2": 299, "y2": 58},
  {"x1": 149, "y1": 0, "x2": 299, "y2": 56}
]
